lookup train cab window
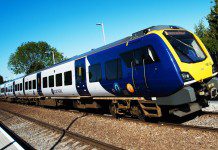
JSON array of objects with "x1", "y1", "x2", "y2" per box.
[
  {"x1": 56, "y1": 73, "x2": 62, "y2": 87},
  {"x1": 43, "y1": 77, "x2": 48, "y2": 88},
  {"x1": 89, "y1": 64, "x2": 102, "y2": 82},
  {"x1": 105, "y1": 59, "x2": 122, "y2": 80},
  {"x1": 33, "y1": 80, "x2": 36, "y2": 89},
  {"x1": 29, "y1": 81, "x2": 32, "y2": 90},
  {"x1": 20, "y1": 83, "x2": 22, "y2": 91},
  {"x1": 49, "y1": 75, "x2": 54, "y2": 87},
  {"x1": 64, "y1": 71, "x2": 72, "y2": 85},
  {"x1": 25, "y1": 82, "x2": 28, "y2": 90},
  {"x1": 120, "y1": 46, "x2": 159, "y2": 67}
]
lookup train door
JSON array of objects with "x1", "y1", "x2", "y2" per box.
[
  {"x1": 75, "y1": 58, "x2": 91, "y2": 96},
  {"x1": 37, "y1": 72, "x2": 43, "y2": 96},
  {"x1": 131, "y1": 46, "x2": 159, "y2": 96}
]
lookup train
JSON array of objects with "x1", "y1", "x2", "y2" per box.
[{"x1": 0, "y1": 25, "x2": 218, "y2": 118}]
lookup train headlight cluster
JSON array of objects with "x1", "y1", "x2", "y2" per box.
[
  {"x1": 212, "y1": 64, "x2": 217, "y2": 74},
  {"x1": 181, "y1": 72, "x2": 194, "y2": 82}
]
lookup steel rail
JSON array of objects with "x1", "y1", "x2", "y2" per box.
[
  {"x1": 1, "y1": 101, "x2": 217, "y2": 134},
  {"x1": 0, "y1": 108, "x2": 123, "y2": 150},
  {"x1": 0, "y1": 121, "x2": 34, "y2": 150}
]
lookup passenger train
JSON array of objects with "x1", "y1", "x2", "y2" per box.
[{"x1": 0, "y1": 25, "x2": 218, "y2": 118}]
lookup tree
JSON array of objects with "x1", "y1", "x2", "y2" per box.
[
  {"x1": 194, "y1": 20, "x2": 208, "y2": 39},
  {"x1": 206, "y1": 0, "x2": 218, "y2": 53},
  {"x1": 194, "y1": 0, "x2": 218, "y2": 54},
  {"x1": 0, "y1": 75, "x2": 3, "y2": 84},
  {"x1": 8, "y1": 41, "x2": 65, "y2": 75}
]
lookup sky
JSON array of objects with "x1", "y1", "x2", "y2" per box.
[{"x1": 0, "y1": 0, "x2": 212, "y2": 80}]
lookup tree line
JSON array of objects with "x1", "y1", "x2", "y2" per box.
[{"x1": 194, "y1": 0, "x2": 218, "y2": 64}]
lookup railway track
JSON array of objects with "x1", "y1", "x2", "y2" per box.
[
  {"x1": 1, "y1": 103, "x2": 218, "y2": 134},
  {"x1": 0, "y1": 101, "x2": 217, "y2": 149},
  {"x1": 0, "y1": 108, "x2": 122, "y2": 150}
]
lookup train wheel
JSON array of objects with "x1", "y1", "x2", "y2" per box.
[
  {"x1": 109, "y1": 103, "x2": 123, "y2": 118},
  {"x1": 130, "y1": 105, "x2": 144, "y2": 120}
]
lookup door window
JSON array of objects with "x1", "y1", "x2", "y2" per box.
[{"x1": 120, "y1": 46, "x2": 159, "y2": 67}]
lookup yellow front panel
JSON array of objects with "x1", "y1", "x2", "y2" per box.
[{"x1": 149, "y1": 30, "x2": 214, "y2": 82}]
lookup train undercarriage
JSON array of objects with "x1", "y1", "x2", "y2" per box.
[{"x1": 0, "y1": 95, "x2": 213, "y2": 119}]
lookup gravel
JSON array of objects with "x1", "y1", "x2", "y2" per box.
[
  {"x1": 203, "y1": 101, "x2": 218, "y2": 112},
  {"x1": 0, "y1": 110, "x2": 100, "y2": 150},
  {"x1": 0, "y1": 101, "x2": 217, "y2": 150},
  {"x1": 183, "y1": 114, "x2": 218, "y2": 128}
]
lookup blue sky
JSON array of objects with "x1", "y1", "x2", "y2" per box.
[{"x1": 0, "y1": 0, "x2": 212, "y2": 80}]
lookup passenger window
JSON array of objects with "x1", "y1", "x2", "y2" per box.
[
  {"x1": 105, "y1": 59, "x2": 122, "y2": 80},
  {"x1": 29, "y1": 81, "x2": 32, "y2": 90},
  {"x1": 56, "y1": 73, "x2": 62, "y2": 87},
  {"x1": 33, "y1": 80, "x2": 36, "y2": 89},
  {"x1": 20, "y1": 83, "x2": 22, "y2": 91},
  {"x1": 43, "y1": 77, "x2": 47, "y2": 88},
  {"x1": 64, "y1": 71, "x2": 72, "y2": 85},
  {"x1": 25, "y1": 82, "x2": 28, "y2": 90},
  {"x1": 49, "y1": 75, "x2": 54, "y2": 87},
  {"x1": 18, "y1": 84, "x2": 20, "y2": 91},
  {"x1": 89, "y1": 64, "x2": 102, "y2": 82},
  {"x1": 15, "y1": 85, "x2": 17, "y2": 91}
]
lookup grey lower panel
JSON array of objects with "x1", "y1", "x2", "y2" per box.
[
  {"x1": 157, "y1": 86, "x2": 196, "y2": 106},
  {"x1": 171, "y1": 102, "x2": 202, "y2": 117}
]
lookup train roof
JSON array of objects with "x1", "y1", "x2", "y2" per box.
[{"x1": 5, "y1": 25, "x2": 183, "y2": 83}]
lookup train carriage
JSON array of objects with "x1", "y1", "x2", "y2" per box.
[{"x1": 1, "y1": 25, "x2": 218, "y2": 118}]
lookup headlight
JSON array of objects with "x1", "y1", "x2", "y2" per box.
[
  {"x1": 181, "y1": 72, "x2": 194, "y2": 82},
  {"x1": 212, "y1": 64, "x2": 217, "y2": 74}
]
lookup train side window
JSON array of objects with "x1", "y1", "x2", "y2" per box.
[
  {"x1": 25, "y1": 82, "x2": 28, "y2": 90},
  {"x1": 43, "y1": 77, "x2": 48, "y2": 88},
  {"x1": 20, "y1": 83, "x2": 22, "y2": 91},
  {"x1": 105, "y1": 59, "x2": 122, "y2": 80},
  {"x1": 33, "y1": 80, "x2": 36, "y2": 89},
  {"x1": 49, "y1": 75, "x2": 54, "y2": 87},
  {"x1": 56, "y1": 73, "x2": 62, "y2": 87},
  {"x1": 89, "y1": 64, "x2": 102, "y2": 82},
  {"x1": 120, "y1": 51, "x2": 134, "y2": 68},
  {"x1": 29, "y1": 81, "x2": 32, "y2": 90},
  {"x1": 18, "y1": 84, "x2": 20, "y2": 91},
  {"x1": 64, "y1": 71, "x2": 72, "y2": 85},
  {"x1": 15, "y1": 85, "x2": 17, "y2": 91}
]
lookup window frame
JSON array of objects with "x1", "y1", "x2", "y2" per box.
[
  {"x1": 56, "y1": 73, "x2": 63, "y2": 87},
  {"x1": 49, "y1": 75, "x2": 54, "y2": 87},
  {"x1": 89, "y1": 63, "x2": 102, "y2": 82},
  {"x1": 64, "y1": 71, "x2": 72, "y2": 86},
  {"x1": 33, "y1": 80, "x2": 36, "y2": 89},
  {"x1": 105, "y1": 59, "x2": 122, "y2": 81},
  {"x1": 43, "y1": 77, "x2": 48, "y2": 88}
]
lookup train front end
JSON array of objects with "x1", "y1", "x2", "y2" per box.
[{"x1": 155, "y1": 28, "x2": 218, "y2": 117}]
